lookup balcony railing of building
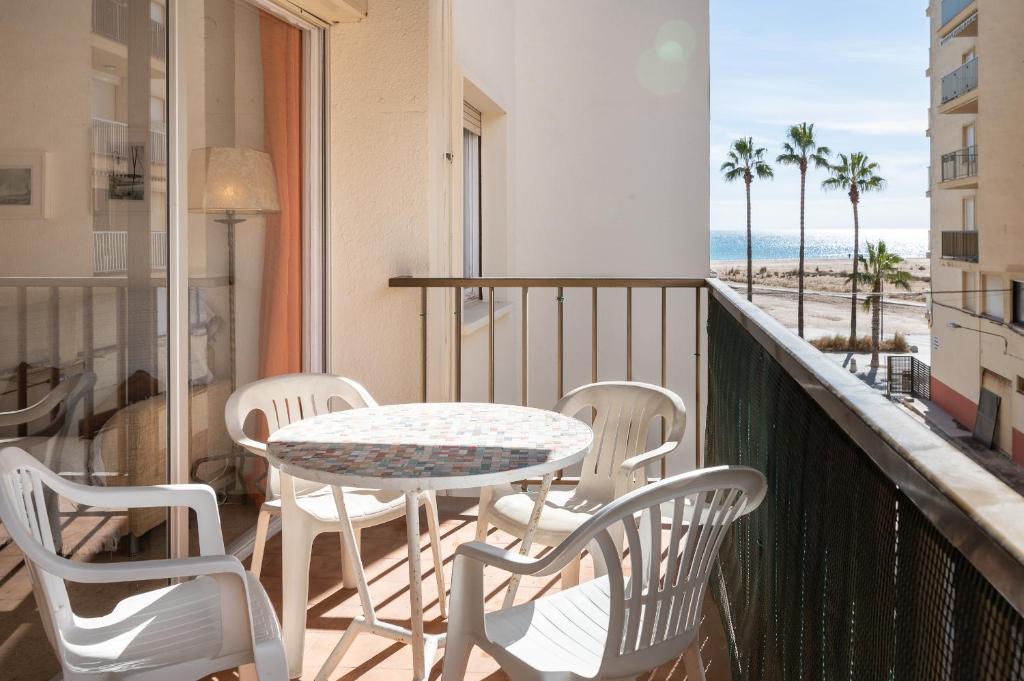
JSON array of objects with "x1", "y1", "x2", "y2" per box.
[
  {"x1": 941, "y1": 145, "x2": 978, "y2": 182},
  {"x1": 941, "y1": 58, "x2": 979, "y2": 104},
  {"x1": 941, "y1": 0, "x2": 975, "y2": 26},
  {"x1": 390, "y1": 275, "x2": 1024, "y2": 679},
  {"x1": 92, "y1": 118, "x2": 167, "y2": 166},
  {"x1": 941, "y1": 229, "x2": 979, "y2": 261},
  {"x1": 91, "y1": 0, "x2": 167, "y2": 61},
  {"x1": 92, "y1": 231, "x2": 168, "y2": 274}
]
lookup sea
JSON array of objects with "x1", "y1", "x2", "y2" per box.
[{"x1": 710, "y1": 229, "x2": 929, "y2": 262}]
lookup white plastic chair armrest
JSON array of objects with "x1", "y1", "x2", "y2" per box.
[
  {"x1": 0, "y1": 386, "x2": 68, "y2": 427},
  {"x1": 236, "y1": 437, "x2": 268, "y2": 459},
  {"x1": 454, "y1": 538, "x2": 593, "y2": 579},
  {"x1": 618, "y1": 440, "x2": 678, "y2": 477},
  {"x1": 47, "y1": 554, "x2": 247, "y2": 585},
  {"x1": 38, "y1": 478, "x2": 225, "y2": 555}
]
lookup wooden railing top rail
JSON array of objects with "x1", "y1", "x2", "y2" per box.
[{"x1": 389, "y1": 276, "x2": 709, "y2": 288}]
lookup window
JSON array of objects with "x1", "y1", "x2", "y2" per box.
[
  {"x1": 463, "y1": 102, "x2": 482, "y2": 302},
  {"x1": 984, "y1": 274, "x2": 1004, "y2": 320},
  {"x1": 1013, "y1": 281, "x2": 1024, "y2": 325},
  {"x1": 963, "y1": 196, "x2": 976, "y2": 231},
  {"x1": 964, "y1": 272, "x2": 977, "y2": 311}
]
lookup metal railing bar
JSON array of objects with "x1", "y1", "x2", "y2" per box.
[
  {"x1": 521, "y1": 287, "x2": 529, "y2": 406},
  {"x1": 626, "y1": 287, "x2": 633, "y2": 381},
  {"x1": 453, "y1": 287, "x2": 462, "y2": 402},
  {"x1": 591, "y1": 287, "x2": 598, "y2": 384},
  {"x1": 420, "y1": 287, "x2": 427, "y2": 403},
  {"x1": 557, "y1": 286, "x2": 564, "y2": 400},
  {"x1": 694, "y1": 286, "x2": 702, "y2": 470},
  {"x1": 488, "y1": 287, "x2": 495, "y2": 403}
]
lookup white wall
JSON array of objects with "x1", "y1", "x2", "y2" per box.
[
  {"x1": 454, "y1": 0, "x2": 711, "y2": 472},
  {"x1": 0, "y1": 0, "x2": 93, "y2": 276}
]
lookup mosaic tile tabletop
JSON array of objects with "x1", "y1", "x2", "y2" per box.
[{"x1": 267, "y1": 402, "x2": 594, "y2": 491}]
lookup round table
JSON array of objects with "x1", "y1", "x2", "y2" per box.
[{"x1": 267, "y1": 402, "x2": 594, "y2": 681}]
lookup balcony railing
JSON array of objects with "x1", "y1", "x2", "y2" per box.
[
  {"x1": 941, "y1": 58, "x2": 978, "y2": 104},
  {"x1": 390, "y1": 275, "x2": 1024, "y2": 678},
  {"x1": 92, "y1": 118, "x2": 167, "y2": 165},
  {"x1": 91, "y1": 0, "x2": 166, "y2": 62},
  {"x1": 92, "y1": 230, "x2": 168, "y2": 274},
  {"x1": 941, "y1": 0, "x2": 975, "y2": 26},
  {"x1": 941, "y1": 145, "x2": 978, "y2": 182},
  {"x1": 941, "y1": 229, "x2": 979, "y2": 261}
]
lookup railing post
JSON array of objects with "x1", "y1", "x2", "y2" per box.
[
  {"x1": 420, "y1": 287, "x2": 427, "y2": 403},
  {"x1": 488, "y1": 287, "x2": 495, "y2": 403},
  {"x1": 626, "y1": 287, "x2": 633, "y2": 381},
  {"x1": 453, "y1": 287, "x2": 462, "y2": 402},
  {"x1": 591, "y1": 287, "x2": 598, "y2": 384},
  {"x1": 83, "y1": 287, "x2": 95, "y2": 438},
  {"x1": 16, "y1": 286, "x2": 27, "y2": 437},
  {"x1": 556, "y1": 286, "x2": 564, "y2": 400},
  {"x1": 661, "y1": 287, "x2": 667, "y2": 478},
  {"x1": 49, "y1": 287, "x2": 60, "y2": 389},
  {"x1": 521, "y1": 287, "x2": 529, "y2": 406},
  {"x1": 695, "y1": 286, "x2": 702, "y2": 470}
]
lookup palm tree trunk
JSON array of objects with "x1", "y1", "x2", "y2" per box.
[
  {"x1": 849, "y1": 198, "x2": 860, "y2": 345},
  {"x1": 871, "y1": 283, "x2": 881, "y2": 368},
  {"x1": 745, "y1": 179, "x2": 753, "y2": 302},
  {"x1": 798, "y1": 170, "x2": 806, "y2": 337}
]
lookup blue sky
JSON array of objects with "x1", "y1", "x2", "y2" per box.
[{"x1": 711, "y1": 0, "x2": 929, "y2": 232}]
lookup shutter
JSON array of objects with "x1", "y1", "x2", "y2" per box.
[{"x1": 463, "y1": 102, "x2": 482, "y2": 136}]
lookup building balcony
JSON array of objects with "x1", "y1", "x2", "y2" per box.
[
  {"x1": 939, "y1": 58, "x2": 979, "y2": 114},
  {"x1": 91, "y1": 0, "x2": 167, "y2": 61},
  {"x1": 940, "y1": 145, "x2": 978, "y2": 187},
  {"x1": 941, "y1": 229, "x2": 979, "y2": 261},
  {"x1": 1, "y1": 276, "x2": 1021, "y2": 678},
  {"x1": 939, "y1": 0, "x2": 977, "y2": 32}
]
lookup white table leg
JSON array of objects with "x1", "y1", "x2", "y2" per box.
[
  {"x1": 280, "y1": 473, "x2": 310, "y2": 679},
  {"x1": 316, "y1": 486, "x2": 377, "y2": 681},
  {"x1": 405, "y1": 490, "x2": 427, "y2": 680},
  {"x1": 502, "y1": 473, "x2": 553, "y2": 609}
]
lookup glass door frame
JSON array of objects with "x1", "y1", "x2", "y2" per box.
[{"x1": 166, "y1": 0, "x2": 329, "y2": 558}]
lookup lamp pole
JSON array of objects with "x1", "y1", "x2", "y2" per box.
[{"x1": 214, "y1": 209, "x2": 247, "y2": 498}]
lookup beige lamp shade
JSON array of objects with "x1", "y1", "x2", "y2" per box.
[{"x1": 188, "y1": 147, "x2": 280, "y2": 214}]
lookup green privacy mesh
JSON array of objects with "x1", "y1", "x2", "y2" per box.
[{"x1": 706, "y1": 295, "x2": 1024, "y2": 681}]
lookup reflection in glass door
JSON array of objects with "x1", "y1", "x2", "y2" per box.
[
  {"x1": 182, "y1": 0, "x2": 320, "y2": 550},
  {"x1": 0, "y1": 1, "x2": 170, "y2": 677}
]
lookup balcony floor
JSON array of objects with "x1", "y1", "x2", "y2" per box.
[{"x1": 1, "y1": 497, "x2": 731, "y2": 680}]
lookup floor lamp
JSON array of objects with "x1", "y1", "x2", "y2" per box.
[{"x1": 188, "y1": 147, "x2": 280, "y2": 499}]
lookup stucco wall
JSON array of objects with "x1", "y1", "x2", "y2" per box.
[
  {"x1": 328, "y1": 0, "x2": 442, "y2": 404},
  {"x1": 0, "y1": 0, "x2": 93, "y2": 276}
]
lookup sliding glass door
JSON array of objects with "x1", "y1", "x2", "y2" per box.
[
  {"x1": 0, "y1": 1, "x2": 171, "y2": 677},
  {"x1": 180, "y1": 0, "x2": 324, "y2": 550},
  {"x1": 0, "y1": 0, "x2": 324, "y2": 674}
]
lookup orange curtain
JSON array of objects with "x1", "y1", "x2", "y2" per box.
[{"x1": 258, "y1": 11, "x2": 302, "y2": 380}]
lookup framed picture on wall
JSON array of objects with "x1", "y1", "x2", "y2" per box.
[{"x1": 0, "y1": 151, "x2": 50, "y2": 219}]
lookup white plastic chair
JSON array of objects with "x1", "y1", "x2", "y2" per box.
[
  {"x1": 0, "y1": 446, "x2": 288, "y2": 681},
  {"x1": 1, "y1": 372, "x2": 95, "y2": 554},
  {"x1": 224, "y1": 374, "x2": 446, "y2": 607},
  {"x1": 442, "y1": 465, "x2": 767, "y2": 681},
  {"x1": 476, "y1": 381, "x2": 685, "y2": 591}
]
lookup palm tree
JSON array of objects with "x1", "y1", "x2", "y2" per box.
[
  {"x1": 777, "y1": 123, "x2": 830, "y2": 338},
  {"x1": 721, "y1": 137, "x2": 774, "y2": 301},
  {"x1": 847, "y1": 241, "x2": 911, "y2": 368},
  {"x1": 822, "y1": 152, "x2": 886, "y2": 344}
]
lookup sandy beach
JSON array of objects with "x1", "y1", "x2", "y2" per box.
[{"x1": 711, "y1": 257, "x2": 931, "y2": 351}]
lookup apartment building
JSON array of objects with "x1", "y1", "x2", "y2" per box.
[{"x1": 928, "y1": 0, "x2": 1024, "y2": 463}]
